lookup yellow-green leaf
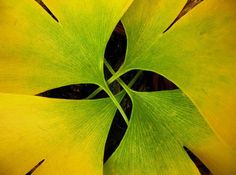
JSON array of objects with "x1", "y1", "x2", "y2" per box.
[
  {"x1": 0, "y1": 93, "x2": 116, "y2": 174},
  {"x1": 105, "y1": 90, "x2": 236, "y2": 174},
  {"x1": 0, "y1": 0, "x2": 133, "y2": 94},
  {"x1": 118, "y1": 0, "x2": 236, "y2": 148}
]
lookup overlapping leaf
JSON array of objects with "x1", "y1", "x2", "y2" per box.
[
  {"x1": 116, "y1": 0, "x2": 236, "y2": 148},
  {"x1": 0, "y1": 93, "x2": 118, "y2": 174},
  {"x1": 105, "y1": 90, "x2": 236, "y2": 174},
  {"x1": 0, "y1": 0, "x2": 132, "y2": 174},
  {"x1": 0, "y1": 0, "x2": 132, "y2": 94},
  {"x1": 0, "y1": 0, "x2": 235, "y2": 174}
]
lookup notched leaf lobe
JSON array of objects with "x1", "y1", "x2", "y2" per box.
[
  {"x1": 164, "y1": 0, "x2": 203, "y2": 33},
  {"x1": 35, "y1": 0, "x2": 59, "y2": 22},
  {"x1": 25, "y1": 159, "x2": 45, "y2": 175}
]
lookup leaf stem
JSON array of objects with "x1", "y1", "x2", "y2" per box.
[
  {"x1": 86, "y1": 86, "x2": 103, "y2": 99},
  {"x1": 104, "y1": 59, "x2": 140, "y2": 95},
  {"x1": 87, "y1": 59, "x2": 142, "y2": 126},
  {"x1": 104, "y1": 87, "x2": 129, "y2": 125},
  {"x1": 86, "y1": 59, "x2": 141, "y2": 99},
  {"x1": 103, "y1": 61, "x2": 143, "y2": 125}
]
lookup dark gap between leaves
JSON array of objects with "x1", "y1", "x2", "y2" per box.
[
  {"x1": 35, "y1": 0, "x2": 59, "y2": 22},
  {"x1": 164, "y1": 0, "x2": 203, "y2": 33},
  {"x1": 104, "y1": 94, "x2": 132, "y2": 162},
  {"x1": 184, "y1": 147, "x2": 212, "y2": 175},
  {"x1": 104, "y1": 64, "x2": 112, "y2": 81},
  {"x1": 120, "y1": 70, "x2": 178, "y2": 92},
  {"x1": 104, "y1": 21, "x2": 127, "y2": 80},
  {"x1": 37, "y1": 84, "x2": 108, "y2": 99}
]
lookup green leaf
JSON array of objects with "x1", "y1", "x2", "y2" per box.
[
  {"x1": 1, "y1": 0, "x2": 235, "y2": 174},
  {"x1": 105, "y1": 90, "x2": 236, "y2": 174},
  {"x1": 118, "y1": 0, "x2": 236, "y2": 147},
  {"x1": 0, "y1": 0, "x2": 133, "y2": 94},
  {"x1": 0, "y1": 93, "x2": 117, "y2": 174}
]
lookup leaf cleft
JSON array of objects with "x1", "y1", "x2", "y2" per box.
[
  {"x1": 25, "y1": 159, "x2": 45, "y2": 175},
  {"x1": 164, "y1": 0, "x2": 203, "y2": 33},
  {"x1": 184, "y1": 147, "x2": 212, "y2": 175},
  {"x1": 35, "y1": 0, "x2": 59, "y2": 22}
]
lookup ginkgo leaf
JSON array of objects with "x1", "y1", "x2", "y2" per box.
[
  {"x1": 117, "y1": 0, "x2": 236, "y2": 147},
  {"x1": 105, "y1": 90, "x2": 236, "y2": 174},
  {"x1": 0, "y1": 0, "x2": 133, "y2": 94},
  {"x1": 1, "y1": 0, "x2": 235, "y2": 174},
  {"x1": 0, "y1": 93, "x2": 117, "y2": 175}
]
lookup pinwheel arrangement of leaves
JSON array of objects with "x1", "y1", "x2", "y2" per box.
[{"x1": 0, "y1": 0, "x2": 236, "y2": 174}]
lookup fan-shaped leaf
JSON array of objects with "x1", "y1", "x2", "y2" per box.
[
  {"x1": 105, "y1": 90, "x2": 236, "y2": 174},
  {"x1": 118, "y1": 0, "x2": 236, "y2": 147},
  {"x1": 0, "y1": 0, "x2": 133, "y2": 94},
  {"x1": 0, "y1": 94, "x2": 116, "y2": 174}
]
